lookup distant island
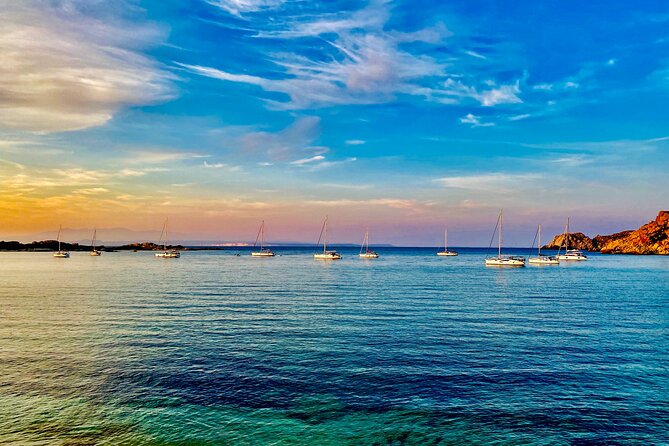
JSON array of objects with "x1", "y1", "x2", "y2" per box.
[
  {"x1": 0, "y1": 240, "x2": 185, "y2": 252},
  {"x1": 544, "y1": 210, "x2": 669, "y2": 255}
]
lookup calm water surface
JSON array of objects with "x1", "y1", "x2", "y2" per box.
[{"x1": 1, "y1": 248, "x2": 667, "y2": 445}]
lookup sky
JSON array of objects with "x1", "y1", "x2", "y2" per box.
[{"x1": 0, "y1": 0, "x2": 667, "y2": 246}]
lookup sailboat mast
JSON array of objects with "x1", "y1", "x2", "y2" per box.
[
  {"x1": 164, "y1": 218, "x2": 168, "y2": 251},
  {"x1": 566, "y1": 217, "x2": 570, "y2": 251},
  {"x1": 58, "y1": 225, "x2": 62, "y2": 252},
  {"x1": 365, "y1": 228, "x2": 369, "y2": 251},
  {"x1": 323, "y1": 217, "x2": 327, "y2": 254},
  {"x1": 445, "y1": 228, "x2": 448, "y2": 251},
  {"x1": 538, "y1": 224, "x2": 541, "y2": 255},
  {"x1": 261, "y1": 220, "x2": 265, "y2": 250},
  {"x1": 92, "y1": 228, "x2": 96, "y2": 250},
  {"x1": 498, "y1": 210, "x2": 502, "y2": 257}
]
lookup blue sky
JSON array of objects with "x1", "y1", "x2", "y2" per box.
[{"x1": 0, "y1": 0, "x2": 667, "y2": 245}]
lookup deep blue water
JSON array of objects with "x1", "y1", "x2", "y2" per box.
[{"x1": 0, "y1": 248, "x2": 667, "y2": 444}]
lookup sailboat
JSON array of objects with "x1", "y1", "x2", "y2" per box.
[
  {"x1": 359, "y1": 228, "x2": 379, "y2": 258},
  {"x1": 90, "y1": 228, "x2": 101, "y2": 256},
  {"x1": 528, "y1": 224, "x2": 558, "y2": 265},
  {"x1": 251, "y1": 220, "x2": 275, "y2": 257},
  {"x1": 53, "y1": 225, "x2": 70, "y2": 258},
  {"x1": 557, "y1": 217, "x2": 588, "y2": 261},
  {"x1": 437, "y1": 228, "x2": 458, "y2": 256},
  {"x1": 314, "y1": 216, "x2": 342, "y2": 260},
  {"x1": 155, "y1": 218, "x2": 180, "y2": 258},
  {"x1": 485, "y1": 210, "x2": 525, "y2": 267}
]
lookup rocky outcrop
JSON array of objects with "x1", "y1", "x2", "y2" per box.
[
  {"x1": 543, "y1": 232, "x2": 597, "y2": 251},
  {"x1": 600, "y1": 211, "x2": 669, "y2": 255},
  {"x1": 117, "y1": 242, "x2": 185, "y2": 251},
  {"x1": 543, "y1": 211, "x2": 669, "y2": 255},
  {"x1": 592, "y1": 230, "x2": 633, "y2": 250}
]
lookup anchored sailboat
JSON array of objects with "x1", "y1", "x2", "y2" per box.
[
  {"x1": 485, "y1": 210, "x2": 525, "y2": 267},
  {"x1": 359, "y1": 228, "x2": 379, "y2": 258},
  {"x1": 53, "y1": 225, "x2": 70, "y2": 258},
  {"x1": 557, "y1": 217, "x2": 588, "y2": 261},
  {"x1": 437, "y1": 228, "x2": 458, "y2": 256},
  {"x1": 528, "y1": 224, "x2": 558, "y2": 265},
  {"x1": 155, "y1": 218, "x2": 180, "y2": 258},
  {"x1": 314, "y1": 216, "x2": 342, "y2": 260},
  {"x1": 251, "y1": 220, "x2": 275, "y2": 257},
  {"x1": 90, "y1": 228, "x2": 101, "y2": 256}
]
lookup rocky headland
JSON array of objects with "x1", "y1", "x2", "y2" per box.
[{"x1": 543, "y1": 211, "x2": 669, "y2": 255}]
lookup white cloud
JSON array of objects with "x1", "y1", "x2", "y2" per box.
[
  {"x1": 345, "y1": 139, "x2": 366, "y2": 145},
  {"x1": 290, "y1": 155, "x2": 325, "y2": 165},
  {"x1": 125, "y1": 150, "x2": 208, "y2": 164},
  {"x1": 306, "y1": 197, "x2": 435, "y2": 213},
  {"x1": 72, "y1": 187, "x2": 110, "y2": 195},
  {"x1": 206, "y1": 0, "x2": 286, "y2": 15},
  {"x1": 464, "y1": 50, "x2": 487, "y2": 60},
  {"x1": 549, "y1": 155, "x2": 593, "y2": 167},
  {"x1": 429, "y1": 78, "x2": 523, "y2": 107},
  {"x1": 434, "y1": 173, "x2": 541, "y2": 192},
  {"x1": 0, "y1": 1, "x2": 174, "y2": 132},
  {"x1": 533, "y1": 83, "x2": 554, "y2": 91},
  {"x1": 203, "y1": 161, "x2": 241, "y2": 171},
  {"x1": 459, "y1": 113, "x2": 495, "y2": 127},
  {"x1": 477, "y1": 82, "x2": 523, "y2": 106}
]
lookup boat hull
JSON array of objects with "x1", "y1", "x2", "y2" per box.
[
  {"x1": 90, "y1": 250, "x2": 101, "y2": 256},
  {"x1": 53, "y1": 251, "x2": 70, "y2": 258},
  {"x1": 558, "y1": 250, "x2": 588, "y2": 261},
  {"x1": 155, "y1": 251, "x2": 180, "y2": 258},
  {"x1": 528, "y1": 256, "x2": 559, "y2": 265},
  {"x1": 437, "y1": 251, "x2": 458, "y2": 256},
  {"x1": 359, "y1": 252, "x2": 379, "y2": 258},
  {"x1": 485, "y1": 257, "x2": 525, "y2": 267},
  {"x1": 314, "y1": 252, "x2": 342, "y2": 260},
  {"x1": 251, "y1": 251, "x2": 275, "y2": 257}
]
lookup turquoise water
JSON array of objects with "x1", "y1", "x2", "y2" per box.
[{"x1": 1, "y1": 248, "x2": 667, "y2": 445}]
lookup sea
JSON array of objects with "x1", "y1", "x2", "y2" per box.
[{"x1": 1, "y1": 247, "x2": 667, "y2": 445}]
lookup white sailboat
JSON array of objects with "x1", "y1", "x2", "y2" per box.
[
  {"x1": 314, "y1": 216, "x2": 342, "y2": 260},
  {"x1": 437, "y1": 228, "x2": 458, "y2": 256},
  {"x1": 485, "y1": 210, "x2": 525, "y2": 267},
  {"x1": 90, "y1": 228, "x2": 101, "y2": 256},
  {"x1": 251, "y1": 220, "x2": 275, "y2": 257},
  {"x1": 155, "y1": 218, "x2": 180, "y2": 258},
  {"x1": 557, "y1": 217, "x2": 588, "y2": 261},
  {"x1": 528, "y1": 224, "x2": 559, "y2": 265},
  {"x1": 53, "y1": 225, "x2": 70, "y2": 258},
  {"x1": 359, "y1": 228, "x2": 379, "y2": 258}
]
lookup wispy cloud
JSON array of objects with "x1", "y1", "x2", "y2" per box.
[
  {"x1": 306, "y1": 197, "x2": 435, "y2": 214},
  {"x1": 434, "y1": 173, "x2": 541, "y2": 192},
  {"x1": 203, "y1": 161, "x2": 242, "y2": 171},
  {"x1": 188, "y1": 0, "x2": 526, "y2": 110},
  {"x1": 239, "y1": 116, "x2": 327, "y2": 162},
  {"x1": 345, "y1": 139, "x2": 366, "y2": 145},
  {"x1": 290, "y1": 155, "x2": 325, "y2": 166},
  {"x1": 0, "y1": 1, "x2": 174, "y2": 132},
  {"x1": 125, "y1": 150, "x2": 209, "y2": 164},
  {"x1": 459, "y1": 113, "x2": 495, "y2": 127},
  {"x1": 206, "y1": 0, "x2": 286, "y2": 15}
]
